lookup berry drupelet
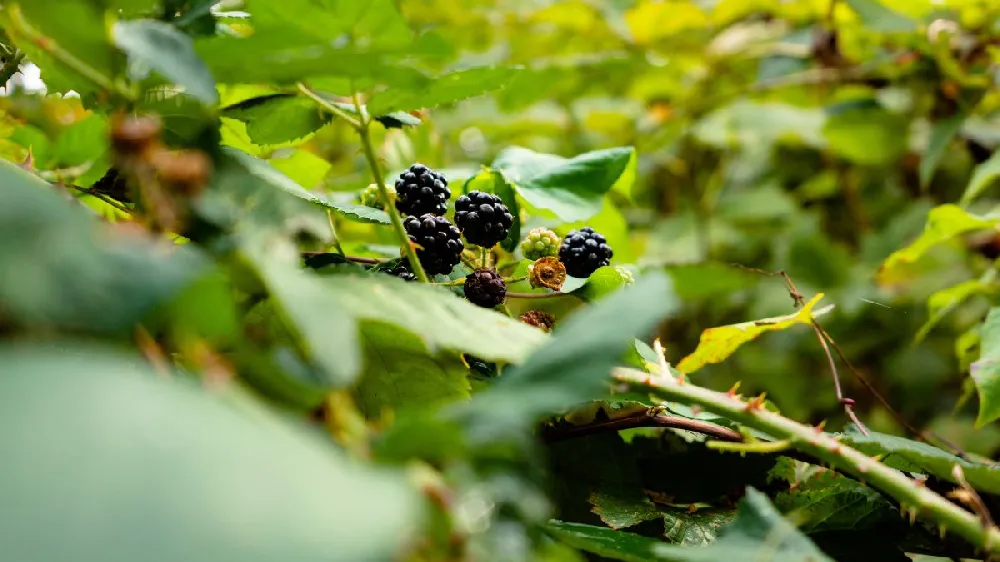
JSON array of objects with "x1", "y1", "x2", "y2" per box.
[
  {"x1": 403, "y1": 214, "x2": 464, "y2": 275},
  {"x1": 558, "y1": 227, "x2": 613, "y2": 278},
  {"x1": 454, "y1": 190, "x2": 513, "y2": 248},
  {"x1": 463, "y1": 269, "x2": 506, "y2": 308},
  {"x1": 394, "y1": 163, "x2": 450, "y2": 216}
]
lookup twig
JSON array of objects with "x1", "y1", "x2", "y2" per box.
[
  {"x1": 300, "y1": 252, "x2": 387, "y2": 265},
  {"x1": 541, "y1": 409, "x2": 743, "y2": 444},
  {"x1": 812, "y1": 323, "x2": 869, "y2": 436},
  {"x1": 614, "y1": 366, "x2": 1000, "y2": 555},
  {"x1": 66, "y1": 184, "x2": 132, "y2": 214},
  {"x1": 815, "y1": 323, "x2": 970, "y2": 459},
  {"x1": 506, "y1": 291, "x2": 574, "y2": 299},
  {"x1": 326, "y1": 210, "x2": 346, "y2": 255}
]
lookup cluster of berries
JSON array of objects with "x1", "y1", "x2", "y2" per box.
[{"x1": 369, "y1": 163, "x2": 615, "y2": 312}]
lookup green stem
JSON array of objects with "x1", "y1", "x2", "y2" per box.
[
  {"x1": 481, "y1": 247, "x2": 489, "y2": 269},
  {"x1": 296, "y1": 83, "x2": 361, "y2": 130},
  {"x1": 613, "y1": 367, "x2": 1000, "y2": 555},
  {"x1": 7, "y1": 5, "x2": 134, "y2": 101},
  {"x1": 350, "y1": 91, "x2": 429, "y2": 283},
  {"x1": 326, "y1": 210, "x2": 346, "y2": 255},
  {"x1": 506, "y1": 291, "x2": 571, "y2": 299}
]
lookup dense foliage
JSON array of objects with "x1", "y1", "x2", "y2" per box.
[{"x1": 3, "y1": 0, "x2": 1000, "y2": 560}]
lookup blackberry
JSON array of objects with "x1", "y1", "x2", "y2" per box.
[
  {"x1": 463, "y1": 269, "x2": 506, "y2": 308},
  {"x1": 403, "y1": 214, "x2": 464, "y2": 275},
  {"x1": 520, "y1": 227, "x2": 560, "y2": 260},
  {"x1": 394, "y1": 163, "x2": 450, "y2": 216},
  {"x1": 383, "y1": 260, "x2": 417, "y2": 282},
  {"x1": 454, "y1": 191, "x2": 513, "y2": 247},
  {"x1": 558, "y1": 227, "x2": 613, "y2": 278}
]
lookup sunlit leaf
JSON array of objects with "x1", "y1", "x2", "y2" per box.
[
  {"x1": 878, "y1": 204, "x2": 999, "y2": 284},
  {"x1": 367, "y1": 66, "x2": 522, "y2": 114},
  {"x1": 972, "y1": 307, "x2": 1000, "y2": 427},
  {"x1": 960, "y1": 151, "x2": 1000, "y2": 206},
  {"x1": 676, "y1": 294, "x2": 832, "y2": 374},
  {"x1": 843, "y1": 0, "x2": 916, "y2": 32},
  {"x1": 492, "y1": 146, "x2": 634, "y2": 222}
]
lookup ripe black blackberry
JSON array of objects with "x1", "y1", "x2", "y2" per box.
[
  {"x1": 394, "y1": 163, "x2": 450, "y2": 216},
  {"x1": 559, "y1": 227, "x2": 613, "y2": 278},
  {"x1": 454, "y1": 191, "x2": 513, "y2": 247},
  {"x1": 463, "y1": 269, "x2": 506, "y2": 308},
  {"x1": 403, "y1": 214, "x2": 464, "y2": 275},
  {"x1": 383, "y1": 260, "x2": 417, "y2": 282}
]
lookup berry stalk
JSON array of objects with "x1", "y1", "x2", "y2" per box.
[
  {"x1": 351, "y1": 93, "x2": 430, "y2": 283},
  {"x1": 613, "y1": 366, "x2": 1000, "y2": 555}
]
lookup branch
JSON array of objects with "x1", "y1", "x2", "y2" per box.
[
  {"x1": 350, "y1": 90, "x2": 430, "y2": 284},
  {"x1": 613, "y1": 367, "x2": 1000, "y2": 556},
  {"x1": 541, "y1": 410, "x2": 743, "y2": 444}
]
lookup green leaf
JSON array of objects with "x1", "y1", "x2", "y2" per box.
[
  {"x1": 575, "y1": 266, "x2": 635, "y2": 302},
  {"x1": 920, "y1": 115, "x2": 965, "y2": 188},
  {"x1": 112, "y1": 19, "x2": 219, "y2": 105},
  {"x1": 50, "y1": 112, "x2": 108, "y2": 168},
  {"x1": 915, "y1": 278, "x2": 992, "y2": 344},
  {"x1": 0, "y1": 159, "x2": 209, "y2": 334},
  {"x1": 269, "y1": 149, "x2": 331, "y2": 190},
  {"x1": 774, "y1": 472, "x2": 896, "y2": 533},
  {"x1": 492, "y1": 146, "x2": 635, "y2": 222},
  {"x1": 823, "y1": 100, "x2": 907, "y2": 165},
  {"x1": 972, "y1": 308, "x2": 1000, "y2": 426},
  {"x1": 246, "y1": 251, "x2": 546, "y2": 387},
  {"x1": 661, "y1": 508, "x2": 737, "y2": 546},
  {"x1": 548, "y1": 489, "x2": 832, "y2": 561},
  {"x1": 223, "y1": 149, "x2": 389, "y2": 224},
  {"x1": 250, "y1": 0, "x2": 412, "y2": 49},
  {"x1": 0, "y1": 343, "x2": 419, "y2": 562},
  {"x1": 546, "y1": 521, "x2": 667, "y2": 562},
  {"x1": 223, "y1": 94, "x2": 332, "y2": 145},
  {"x1": 960, "y1": 150, "x2": 1000, "y2": 206},
  {"x1": 355, "y1": 322, "x2": 471, "y2": 418},
  {"x1": 195, "y1": 35, "x2": 429, "y2": 87},
  {"x1": 549, "y1": 432, "x2": 660, "y2": 530},
  {"x1": 655, "y1": 488, "x2": 833, "y2": 561},
  {"x1": 840, "y1": 429, "x2": 1000, "y2": 495},
  {"x1": 455, "y1": 273, "x2": 677, "y2": 442},
  {"x1": 367, "y1": 66, "x2": 522, "y2": 114},
  {"x1": 878, "y1": 204, "x2": 999, "y2": 284},
  {"x1": 842, "y1": 0, "x2": 917, "y2": 32}
]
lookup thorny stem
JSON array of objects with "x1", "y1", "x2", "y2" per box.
[
  {"x1": 349, "y1": 91, "x2": 429, "y2": 284},
  {"x1": 7, "y1": 5, "x2": 135, "y2": 102},
  {"x1": 613, "y1": 367, "x2": 1000, "y2": 556}
]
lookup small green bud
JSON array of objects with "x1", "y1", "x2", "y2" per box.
[
  {"x1": 520, "y1": 227, "x2": 560, "y2": 260},
  {"x1": 360, "y1": 183, "x2": 394, "y2": 210}
]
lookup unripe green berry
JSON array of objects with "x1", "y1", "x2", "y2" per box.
[
  {"x1": 614, "y1": 265, "x2": 635, "y2": 287},
  {"x1": 360, "y1": 183, "x2": 395, "y2": 210},
  {"x1": 519, "y1": 227, "x2": 560, "y2": 260}
]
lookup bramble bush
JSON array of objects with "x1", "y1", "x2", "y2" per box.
[{"x1": 3, "y1": 1, "x2": 1000, "y2": 561}]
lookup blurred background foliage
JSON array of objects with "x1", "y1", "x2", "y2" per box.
[{"x1": 4, "y1": 0, "x2": 1000, "y2": 453}]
